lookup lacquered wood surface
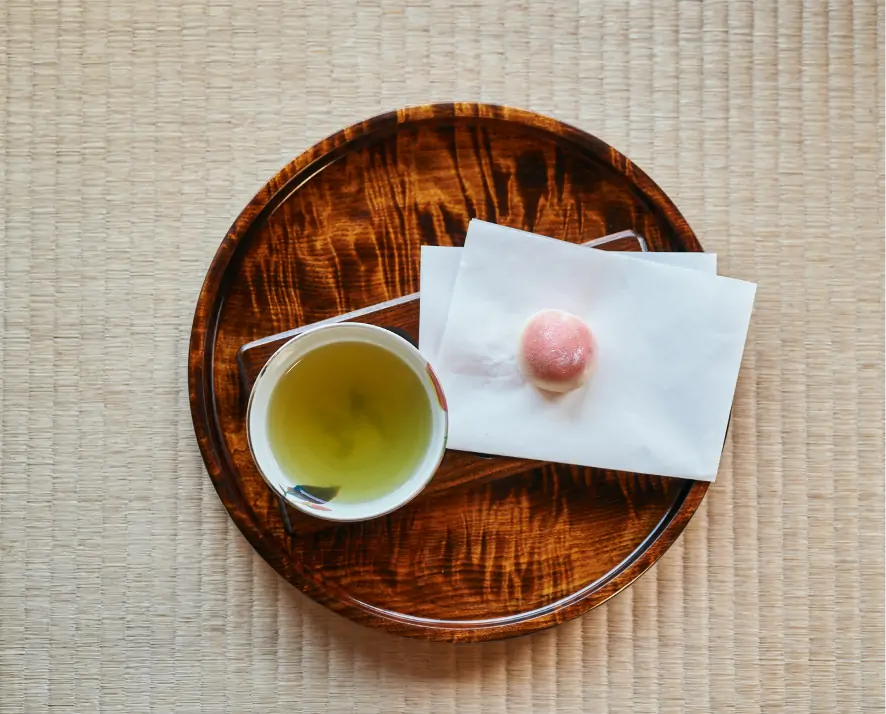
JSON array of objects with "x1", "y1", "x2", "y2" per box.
[{"x1": 188, "y1": 103, "x2": 708, "y2": 641}]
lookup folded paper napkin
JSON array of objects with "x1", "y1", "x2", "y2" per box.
[{"x1": 419, "y1": 220, "x2": 756, "y2": 481}]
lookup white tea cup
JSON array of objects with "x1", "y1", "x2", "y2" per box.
[{"x1": 246, "y1": 322, "x2": 449, "y2": 522}]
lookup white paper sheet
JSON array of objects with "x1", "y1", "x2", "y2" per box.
[
  {"x1": 419, "y1": 244, "x2": 718, "y2": 363},
  {"x1": 430, "y1": 220, "x2": 756, "y2": 481}
]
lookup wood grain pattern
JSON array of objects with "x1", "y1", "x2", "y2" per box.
[{"x1": 188, "y1": 103, "x2": 709, "y2": 641}]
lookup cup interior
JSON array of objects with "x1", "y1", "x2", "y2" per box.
[{"x1": 247, "y1": 323, "x2": 448, "y2": 521}]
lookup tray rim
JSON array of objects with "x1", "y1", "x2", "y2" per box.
[{"x1": 188, "y1": 102, "x2": 710, "y2": 642}]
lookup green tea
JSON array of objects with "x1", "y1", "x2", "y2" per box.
[{"x1": 267, "y1": 340, "x2": 433, "y2": 503}]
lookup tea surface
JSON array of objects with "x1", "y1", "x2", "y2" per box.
[{"x1": 267, "y1": 340, "x2": 432, "y2": 503}]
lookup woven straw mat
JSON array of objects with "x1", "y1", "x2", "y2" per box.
[{"x1": 0, "y1": 1, "x2": 883, "y2": 712}]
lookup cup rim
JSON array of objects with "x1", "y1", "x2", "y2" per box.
[{"x1": 246, "y1": 322, "x2": 449, "y2": 522}]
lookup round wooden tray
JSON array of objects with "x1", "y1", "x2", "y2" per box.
[{"x1": 189, "y1": 103, "x2": 708, "y2": 642}]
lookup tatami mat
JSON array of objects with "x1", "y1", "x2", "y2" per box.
[{"x1": 0, "y1": 1, "x2": 883, "y2": 711}]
